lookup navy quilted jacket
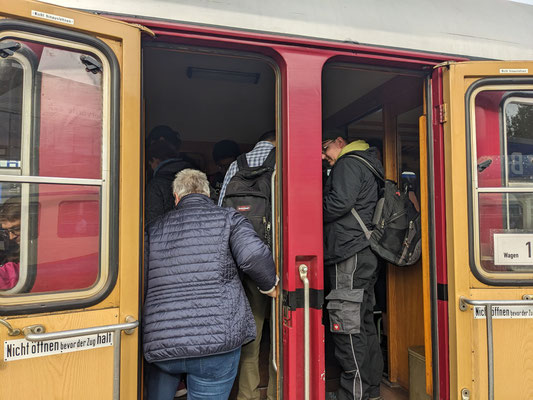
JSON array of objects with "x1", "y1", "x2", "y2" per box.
[{"x1": 143, "y1": 193, "x2": 276, "y2": 363}]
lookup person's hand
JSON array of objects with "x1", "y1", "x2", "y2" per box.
[{"x1": 265, "y1": 286, "x2": 278, "y2": 298}]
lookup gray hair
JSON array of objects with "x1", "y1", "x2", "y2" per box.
[{"x1": 172, "y1": 169, "x2": 210, "y2": 199}]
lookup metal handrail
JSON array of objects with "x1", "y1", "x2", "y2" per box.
[
  {"x1": 299, "y1": 264, "x2": 310, "y2": 400},
  {"x1": 25, "y1": 317, "x2": 139, "y2": 400},
  {"x1": 459, "y1": 297, "x2": 533, "y2": 400},
  {"x1": 271, "y1": 169, "x2": 278, "y2": 372}
]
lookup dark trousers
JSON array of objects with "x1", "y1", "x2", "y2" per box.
[{"x1": 326, "y1": 247, "x2": 383, "y2": 400}]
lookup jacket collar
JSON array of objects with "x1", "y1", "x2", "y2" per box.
[{"x1": 176, "y1": 193, "x2": 212, "y2": 209}]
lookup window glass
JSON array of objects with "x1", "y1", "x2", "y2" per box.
[
  {"x1": 0, "y1": 39, "x2": 103, "y2": 180},
  {"x1": 0, "y1": 57, "x2": 23, "y2": 171},
  {"x1": 478, "y1": 193, "x2": 533, "y2": 272},
  {"x1": 0, "y1": 33, "x2": 110, "y2": 301},
  {"x1": 505, "y1": 99, "x2": 533, "y2": 186},
  {"x1": 0, "y1": 183, "x2": 101, "y2": 294},
  {"x1": 472, "y1": 89, "x2": 533, "y2": 275}
]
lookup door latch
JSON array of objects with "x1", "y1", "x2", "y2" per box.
[
  {"x1": 0, "y1": 319, "x2": 21, "y2": 336},
  {"x1": 23, "y1": 324, "x2": 46, "y2": 336},
  {"x1": 461, "y1": 388, "x2": 471, "y2": 400}
]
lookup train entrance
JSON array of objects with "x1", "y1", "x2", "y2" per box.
[
  {"x1": 322, "y1": 62, "x2": 430, "y2": 399},
  {"x1": 141, "y1": 39, "x2": 280, "y2": 399}
]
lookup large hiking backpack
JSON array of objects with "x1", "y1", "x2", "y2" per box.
[
  {"x1": 222, "y1": 148, "x2": 275, "y2": 248},
  {"x1": 348, "y1": 155, "x2": 422, "y2": 267}
]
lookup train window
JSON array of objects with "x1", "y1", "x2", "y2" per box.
[
  {"x1": 0, "y1": 26, "x2": 117, "y2": 310},
  {"x1": 470, "y1": 88, "x2": 533, "y2": 277}
]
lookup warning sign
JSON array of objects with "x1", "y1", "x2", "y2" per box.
[
  {"x1": 474, "y1": 305, "x2": 533, "y2": 319},
  {"x1": 4, "y1": 332, "x2": 113, "y2": 362}
]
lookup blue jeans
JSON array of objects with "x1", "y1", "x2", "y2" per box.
[{"x1": 147, "y1": 347, "x2": 241, "y2": 400}]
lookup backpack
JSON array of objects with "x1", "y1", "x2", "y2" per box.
[
  {"x1": 348, "y1": 155, "x2": 422, "y2": 267},
  {"x1": 222, "y1": 148, "x2": 275, "y2": 248}
]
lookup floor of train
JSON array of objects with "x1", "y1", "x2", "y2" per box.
[{"x1": 175, "y1": 324, "x2": 409, "y2": 400}]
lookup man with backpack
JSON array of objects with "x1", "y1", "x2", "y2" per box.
[
  {"x1": 218, "y1": 130, "x2": 276, "y2": 400},
  {"x1": 322, "y1": 129, "x2": 384, "y2": 400}
]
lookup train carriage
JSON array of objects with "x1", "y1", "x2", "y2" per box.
[{"x1": 1, "y1": 1, "x2": 533, "y2": 399}]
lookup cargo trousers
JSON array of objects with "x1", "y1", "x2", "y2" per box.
[
  {"x1": 237, "y1": 275, "x2": 276, "y2": 400},
  {"x1": 325, "y1": 247, "x2": 383, "y2": 400}
]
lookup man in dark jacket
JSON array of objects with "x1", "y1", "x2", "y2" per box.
[
  {"x1": 143, "y1": 168, "x2": 278, "y2": 400},
  {"x1": 322, "y1": 129, "x2": 384, "y2": 400},
  {"x1": 145, "y1": 140, "x2": 192, "y2": 226}
]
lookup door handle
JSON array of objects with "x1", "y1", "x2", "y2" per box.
[
  {"x1": 299, "y1": 264, "x2": 310, "y2": 400},
  {"x1": 0, "y1": 318, "x2": 21, "y2": 336}
]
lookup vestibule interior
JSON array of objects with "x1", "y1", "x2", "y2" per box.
[
  {"x1": 322, "y1": 61, "x2": 430, "y2": 398},
  {"x1": 142, "y1": 41, "x2": 277, "y2": 192}
]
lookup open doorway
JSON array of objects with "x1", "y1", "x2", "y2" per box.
[
  {"x1": 142, "y1": 40, "x2": 280, "y2": 399},
  {"x1": 322, "y1": 62, "x2": 427, "y2": 400}
]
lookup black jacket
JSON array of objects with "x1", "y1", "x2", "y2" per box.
[
  {"x1": 145, "y1": 158, "x2": 192, "y2": 225},
  {"x1": 323, "y1": 147, "x2": 384, "y2": 265}
]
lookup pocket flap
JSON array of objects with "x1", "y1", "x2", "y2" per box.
[{"x1": 325, "y1": 288, "x2": 364, "y2": 303}]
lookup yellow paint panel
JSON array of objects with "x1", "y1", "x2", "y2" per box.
[
  {"x1": 0, "y1": 2, "x2": 142, "y2": 399},
  {"x1": 0, "y1": 308, "x2": 119, "y2": 399},
  {"x1": 442, "y1": 61, "x2": 533, "y2": 399}
]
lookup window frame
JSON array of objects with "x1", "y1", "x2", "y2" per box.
[
  {"x1": 0, "y1": 20, "x2": 120, "y2": 314},
  {"x1": 466, "y1": 77, "x2": 533, "y2": 285}
]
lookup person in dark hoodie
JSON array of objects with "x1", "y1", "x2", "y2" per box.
[
  {"x1": 322, "y1": 129, "x2": 385, "y2": 400},
  {"x1": 145, "y1": 140, "x2": 193, "y2": 226}
]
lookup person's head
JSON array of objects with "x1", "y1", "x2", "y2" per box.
[
  {"x1": 257, "y1": 130, "x2": 276, "y2": 144},
  {"x1": 322, "y1": 129, "x2": 348, "y2": 166},
  {"x1": 366, "y1": 138, "x2": 383, "y2": 162},
  {"x1": 172, "y1": 169, "x2": 210, "y2": 205},
  {"x1": 147, "y1": 140, "x2": 178, "y2": 171},
  {"x1": 147, "y1": 125, "x2": 182, "y2": 152},
  {"x1": 0, "y1": 198, "x2": 21, "y2": 245},
  {"x1": 212, "y1": 140, "x2": 240, "y2": 174}
]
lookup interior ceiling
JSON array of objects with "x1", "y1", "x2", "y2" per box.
[{"x1": 143, "y1": 46, "x2": 421, "y2": 145}]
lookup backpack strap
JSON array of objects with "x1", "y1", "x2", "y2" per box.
[
  {"x1": 262, "y1": 147, "x2": 276, "y2": 169},
  {"x1": 236, "y1": 153, "x2": 249, "y2": 170},
  {"x1": 350, "y1": 208, "x2": 372, "y2": 240},
  {"x1": 347, "y1": 155, "x2": 385, "y2": 183}
]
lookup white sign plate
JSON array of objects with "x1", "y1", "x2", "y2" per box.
[
  {"x1": 493, "y1": 233, "x2": 533, "y2": 265},
  {"x1": 31, "y1": 10, "x2": 74, "y2": 25},
  {"x1": 474, "y1": 305, "x2": 533, "y2": 319},
  {"x1": 3, "y1": 332, "x2": 113, "y2": 362},
  {"x1": 500, "y1": 68, "x2": 529, "y2": 74}
]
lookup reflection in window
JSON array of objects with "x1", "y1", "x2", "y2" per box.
[
  {"x1": 0, "y1": 58, "x2": 23, "y2": 169},
  {"x1": 0, "y1": 35, "x2": 108, "y2": 299},
  {"x1": 0, "y1": 183, "x2": 101, "y2": 295},
  {"x1": 472, "y1": 90, "x2": 533, "y2": 276},
  {"x1": 0, "y1": 197, "x2": 20, "y2": 290},
  {"x1": 505, "y1": 100, "x2": 533, "y2": 185}
]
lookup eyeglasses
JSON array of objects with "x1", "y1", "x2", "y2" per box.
[
  {"x1": 0, "y1": 226, "x2": 20, "y2": 237},
  {"x1": 322, "y1": 140, "x2": 333, "y2": 154}
]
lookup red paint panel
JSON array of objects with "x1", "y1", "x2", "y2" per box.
[
  {"x1": 31, "y1": 185, "x2": 100, "y2": 293},
  {"x1": 39, "y1": 71, "x2": 102, "y2": 179},
  {"x1": 278, "y1": 48, "x2": 330, "y2": 400},
  {"x1": 432, "y1": 69, "x2": 450, "y2": 400}
]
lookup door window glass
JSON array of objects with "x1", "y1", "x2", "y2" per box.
[
  {"x1": 471, "y1": 88, "x2": 533, "y2": 276},
  {"x1": 0, "y1": 28, "x2": 115, "y2": 304}
]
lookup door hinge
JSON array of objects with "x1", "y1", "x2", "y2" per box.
[{"x1": 435, "y1": 103, "x2": 447, "y2": 124}]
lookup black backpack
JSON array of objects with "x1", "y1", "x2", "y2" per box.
[
  {"x1": 348, "y1": 155, "x2": 422, "y2": 267},
  {"x1": 222, "y1": 148, "x2": 275, "y2": 248}
]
